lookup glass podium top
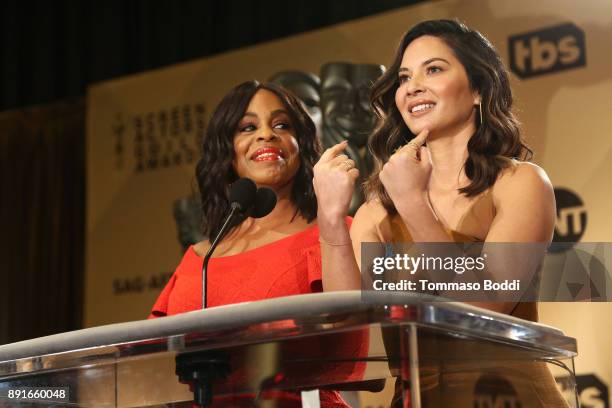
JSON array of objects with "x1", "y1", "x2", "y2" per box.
[{"x1": 0, "y1": 291, "x2": 577, "y2": 378}]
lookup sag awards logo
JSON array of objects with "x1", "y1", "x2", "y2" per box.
[
  {"x1": 509, "y1": 23, "x2": 586, "y2": 79},
  {"x1": 553, "y1": 187, "x2": 587, "y2": 248},
  {"x1": 110, "y1": 103, "x2": 207, "y2": 173}
]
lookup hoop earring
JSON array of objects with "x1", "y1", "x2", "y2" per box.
[{"x1": 478, "y1": 102, "x2": 483, "y2": 126}]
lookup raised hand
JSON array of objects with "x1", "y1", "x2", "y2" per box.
[
  {"x1": 313, "y1": 140, "x2": 360, "y2": 222},
  {"x1": 379, "y1": 129, "x2": 432, "y2": 212}
]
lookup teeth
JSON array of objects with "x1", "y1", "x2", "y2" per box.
[
  {"x1": 411, "y1": 103, "x2": 435, "y2": 113},
  {"x1": 254, "y1": 152, "x2": 280, "y2": 160}
]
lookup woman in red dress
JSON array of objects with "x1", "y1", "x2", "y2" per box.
[{"x1": 150, "y1": 80, "x2": 365, "y2": 407}]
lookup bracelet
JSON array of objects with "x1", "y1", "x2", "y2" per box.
[{"x1": 319, "y1": 237, "x2": 352, "y2": 247}]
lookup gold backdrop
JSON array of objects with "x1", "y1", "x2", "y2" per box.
[{"x1": 86, "y1": 0, "x2": 612, "y2": 403}]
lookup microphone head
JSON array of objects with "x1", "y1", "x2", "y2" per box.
[
  {"x1": 249, "y1": 187, "x2": 277, "y2": 218},
  {"x1": 229, "y1": 178, "x2": 257, "y2": 212}
]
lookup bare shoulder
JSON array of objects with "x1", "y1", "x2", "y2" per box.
[
  {"x1": 493, "y1": 161, "x2": 554, "y2": 201},
  {"x1": 354, "y1": 199, "x2": 388, "y2": 226},
  {"x1": 352, "y1": 199, "x2": 390, "y2": 242},
  {"x1": 192, "y1": 240, "x2": 210, "y2": 258},
  {"x1": 486, "y1": 161, "x2": 556, "y2": 242}
]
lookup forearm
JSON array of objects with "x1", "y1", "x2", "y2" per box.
[
  {"x1": 318, "y1": 216, "x2": 361, "y2": 291},
  {"x1": 397, "y1": 193, "x2": 453, "y2": 242},
  {"x1": 396, "y1": 195, "x2": 513, "y2": 310}
]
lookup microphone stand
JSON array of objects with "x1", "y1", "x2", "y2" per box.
[
  {"x1": 202, "y1": 202, "x2": 243, "y2": 309},
  {"x1": 177, "y1": 178, "x2": 257, "y2": 407},
  {"x1": 178, "y1": 202, "x2": 244, "y2": 407}
]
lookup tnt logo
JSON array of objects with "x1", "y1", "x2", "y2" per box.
[
  {"x1": 473, "y1": 374, "x2": 521, "y2": 408},
  {"x1": 553, "y1": 187, "x2": 587, "y2": 248},
  {"x1": 509, "y1": 23, "x2": 586, "y2": 79}
]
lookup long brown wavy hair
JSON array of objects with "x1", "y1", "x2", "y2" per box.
[
  {"x1": 195, "y1": 81, "x2": 321, "y2": 237},
  {"x1": 366, "y1": 19, "x2": 532, "y2": 214}
]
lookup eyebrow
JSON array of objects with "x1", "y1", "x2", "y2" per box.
[
  {"x1": 242, "y1": 109, "x2": 289, "y2": 118},
  {"x1": 398, "y1": 57, "x2": 450, "y2": 73}
]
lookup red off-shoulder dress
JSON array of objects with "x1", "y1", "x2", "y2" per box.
[{"x1": 150, "y1": 220, "x2": 367, "y2": 407}]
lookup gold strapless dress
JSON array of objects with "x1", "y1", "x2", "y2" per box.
[{"x1": 383, "y1": 190, "x2": 571, "y2": 407}]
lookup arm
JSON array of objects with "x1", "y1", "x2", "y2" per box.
[
  {"x1": 486, "y1": 162, "x2": 556, "y2": 243},
  {"x1": 395, "y1": 190, "x2": 454, "y2": 242},
  {"x1": 319, "y1": 201, "x2": 385, "y2": 291},
  {"x1": 385, "y1": 146, "x2": 554, "y2": 314},
  {"x1": 318, "y1": 215, "x2": 361, "y2": 291},
  {"x1": 380, "y1": 129, "x2": 455, "y2": 243},
  {"x1": 470, "y1": 163, "x2": 555, "y2": 314},
  {"x1": 314, "y1": 142, "x2": 383, "y2": 291}
]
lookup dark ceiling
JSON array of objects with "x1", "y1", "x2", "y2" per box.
[{"x1": 1, "y1": 0, "x2": 426, "y2": 111}]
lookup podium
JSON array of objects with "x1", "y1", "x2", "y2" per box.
[{"x1": 0, "y1": 292, "x2": 577, "y2": 407}]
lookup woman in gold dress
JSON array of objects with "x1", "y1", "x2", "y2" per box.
[{"x1": 313, "y1": 19, "x2": 569, "y2": 407}]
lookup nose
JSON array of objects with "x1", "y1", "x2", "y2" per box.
[
  {"x1": 256, "y1": 125, "x2": 279, "y2": 141},
  {"x1": 405, "y1": 74, "x2": 425, "y2": 97}
]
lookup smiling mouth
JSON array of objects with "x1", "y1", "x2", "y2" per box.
[
  {"x1": 410, "y1": 103, "x2": 436, "y2": 116},
  {"x1": 251, "y1": 147, "x2": 285, "y2": 162}
]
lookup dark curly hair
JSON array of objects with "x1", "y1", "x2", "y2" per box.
[
  {"x1": 366, "y1": 19, "x2": 532, "y2": 214},
  {"x1": 195, "y1": 80, "x2": 321, "y2": 237}
]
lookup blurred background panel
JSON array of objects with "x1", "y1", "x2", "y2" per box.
[{"x1": 1, "y1": 1, "x2": 611, "y2": 406}]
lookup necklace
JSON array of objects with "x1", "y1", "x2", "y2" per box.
[{"x1": 426, "y1": 190, "x2": 441, "y2": 222}]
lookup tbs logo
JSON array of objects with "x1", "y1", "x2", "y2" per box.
[{"x1": 509, "y1": 23, "x2": 586, "y2": 79}]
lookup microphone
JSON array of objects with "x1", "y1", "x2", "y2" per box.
[
  {"x1": 202, "y1": 178, "x2": 257, "y2": 309},
  {"x1": 249, "y1": 187, "x2": 277, "y2": 219},
  {"x1": 228, "y1": 178, "x2": 258, "y2": 213}
]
